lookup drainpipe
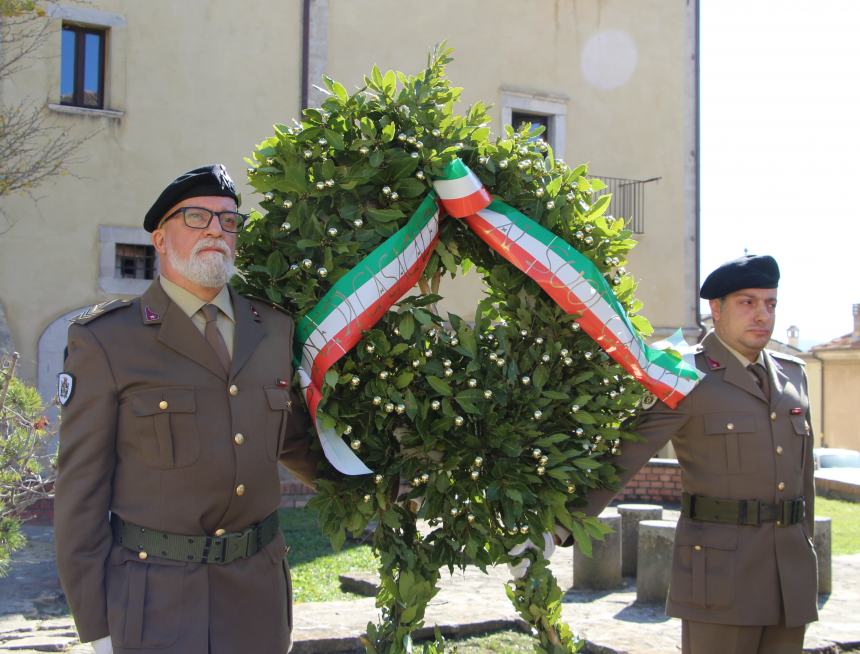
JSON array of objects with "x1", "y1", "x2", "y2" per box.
[
  {"x1": 301, "y1": 0, "x2": 311, "y2": 110},
  {"x1": 811, "y1": 350, "x2": 826, "y2": 446},
  {"x1": 694, "y1": 0, "x2": 706, "y2": 340}
]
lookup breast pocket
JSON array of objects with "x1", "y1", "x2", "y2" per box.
[
  {"x1": 264, "y1": 385, "x2": 292, "y2": 462},
  {"x1": 703, "y1": 412, "x2": 757, "y2": 474},
  {"x1": 127, "y1": 387, "x2": 200, "y2": 469},
  {"x1": 789, "y1": 414, "x2": 810, "y2": 472},
  {"x1": 670, "y1": 520, "x2": 738, "y2": 609}
]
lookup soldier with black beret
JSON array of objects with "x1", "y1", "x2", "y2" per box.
[
  {"x1": 584, "y1": 254, "x2": 817, "y2": 654},
  {"x1": 55, "y1": 164, "x2": 318, "y2": 654}
]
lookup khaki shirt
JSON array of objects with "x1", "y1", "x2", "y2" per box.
[{"x1": 159, "y1": 276, "x2": 235, "y2": 357}]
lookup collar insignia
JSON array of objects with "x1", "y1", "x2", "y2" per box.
[
  {"x1": 706, "y1": 356, "x2": 721, "y2": 370},
  {"x1": 790, "y1": 407, "x2": 803, "y2": 415},
  {"x1": 144, "y1": 306, "x2": 160, "y2": 322},
  {"x1": 277, "y1": 378, "x2": 290, "y2": 388},
  {"x1": 250, "y1": 304, "x2": 261, "y2": 322}
]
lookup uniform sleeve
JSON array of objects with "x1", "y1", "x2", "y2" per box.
[
  {"x1": 580, "y1": 399, "x2": 689, "y2": 517},
  {"x1": 54, "y1": 324, "x2": 117, "y2": 643},
  {"x1": 277, "y1": 314, "x2": 322, "y2": 488},
  {"x1": 801, "y1": 368, "x2": 815, "y2": 537}
]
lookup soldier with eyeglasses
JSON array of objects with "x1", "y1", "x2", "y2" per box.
[{"x1": 54, "y1": 164, "x2": 318, "y2": 654}]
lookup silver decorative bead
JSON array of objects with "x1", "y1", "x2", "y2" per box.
[
  {"x1": 467, "y1": 513, "x2": 476, "y2": 523},
  {"x1": 281, "y1": 221, "x2": 292, "y2": 231},
  {"x1": 498, "y1": 159, "x2": 508, "y2": 169},
  {"x1": 584, "y1": 351, "x2": 593, "y2": 360},
  {"x1": 541, "y1": 354, "x2": 550, "y2": 363},
  {"x1": 397, "y1": 133, "x2": 407, "y2": 141},
  {"x1": 584, "y1": 224, "x2": 593, "y2": 233},
  {"x1": 316, "y1": 181, "x2": 325, "y2": 190},
  {"x1": 444, "y1": 368, "x2": 453, "y2": 377},
  {"x1": 454, "y1": 415, "x2": 464, "y2": 426},
  {"x1": 350, "y1": 376, "x2": 360, "y2": 387},
  {"x1": 466, "y1": 378, "x2": 478, "y2": 388},
  {"x1": 521, "y1": 375, "x2": 531, "y2": 385},
  {"x1": 533, "y1": 410, "x2": 543, "y2": 420},
  {"x1": 571, "y1": 322, "x2": 581, "y2": 332},
  {"x1": 324, "y1": 179, "x2": 334, "y2": 188},
  {"x1": 344, "y1": 425, "x2": 353, "y2": 435},
  {"x1": 470, "y1": 470, "x2": 480, "y2": 480},
  {"x1": 264, "y1": 192, "x2": 274, "y2": 201},
  {"x1": 560, "y1": 349, "x2": 569, "y2": 356},
  {"x1": 303, "y1": 150, "x2": 313, "y2": 158},
  {"x1": 567, "y1": 485, "x2": 576, "y2": 494},
  {"x1": 535, "y1": 337, "x2": 544, "y2": 345},
  {"x1": 353, "y1": 218, "x2": 364, "y2": 228},
  {"x1": 302, "y1": 259, "x2": 313, "y2": 269},
  {"x1": 478, "y1": 155, "x2": 488, "y2": 164},
  {"x1": 535, "y1": 188, "x2": 544, "y2": 197},
  {"x1": 432, "y1": 129, "x2": 441, "y2": 137},
  {"x1": 395, "y1": 403, "x2": 406, "y2": 414},
  {"x1": 372, "y1": 396, "x2": 382, "y2": 406},
  {"x1": 450, "y1": 337, "x2": 459, "y2": 346},
  {"x1": 566, "y1": 191, "x2": 575, "y2": 201},
  {"x1": 350, "y1": 439, "x2": 361, "y2": 450},
  {"x1": 406, "y1": 136, "x2": 416, "y2": 144},
  {"x1": 536, "y1": 466, "x2": 546, "y2": 476},
  {"x1": 374, "y1": 474, "x2": 383, "y2": 484},
  {"x1": 425, "y1": 348, "x2": 433, "y2": 357},
  {"x1": 563, "y1": 357, "x2": 573, "y2": 366},
  {"x1": 546, "y1": 200, "x2": 555, "y2": 210},
  {"x1": 584, "y1": 236, "x2": 594, "y2": 245},
  {"x1": 495, "y1": 358, "x2": 505, "y2": 367},
  {"x1": 473, "y1": 456, "x2": 483, "y2": 466},
  {"x1": 412, "y1": 359, "x2": 420, "y2": 368},
  {"x1": 539, "y1": 455, "x2": 548, "y2": 466},
  {"x1": 520, "y1": 329, "x2": 528, "y2": 337},
  {"x1": 575, "y1": 230, "x2": 584, "y2": 239},
  {"x1": 489, "y1": 352, "x2": 498, "y2": 361},
  {"x1": 410, "y1": 152, "x2": 419, "y2": 159},
  {"x1": 384, "y1": 402, "x2": 395, "y2": 413},
  {"x1": 421, "y1": 472, "x2": 430, "y2": 483},
  {"x1": 443, "y1": 359, "x2": 452, "y2": 367},
  {"x1": 575, "y1": 427, "x2": 585, "y2": 436},
  {"x1": 317, "y1": 267, "x2": 328, "y2": 277},
  {"x1": 570, "y1": 404, "x2": 580, "y2": 413},
  {"x1": 382, "y1": 186, "x2": 391, "y2": 195},
  {"x1": 283, "y1": 200, "x2": 293, "y2": 209},
  {"x1": 363, "y1": 494, "x2": 372, "y2": 502},
  {"x1": 520, "y1": 525, "x2": 529, "y2": 534},
  {"x1": 415, "y1": 170, "x2": 425, "y2": 180},
  {"x1": 450, "y1": 508, "x2": 459, "y2": 516},
  {"x1": 359, "y1": 146, "x2": 369, "y2": 155},
  {"x1": 430, "y1": 400, "x2": 441, "y2": 410},
  {"x1": 378, "y1": 371, "x2": 389, "y2": 380},
  {"x1": 532, "y1": 449, "x2": 542, "y2": 459},
  {"x1": 365, "y1": 343, "x2": 376, "y2": 353},
  {"x1": 390, "y1": 191, "x2": 399, "y2": 200},
  {"x1": 318, "y1": 138, "x2": 327, "y2": 146},
  {"x1": 483, "y1": 389, "x2": 493, "y2": 399}
]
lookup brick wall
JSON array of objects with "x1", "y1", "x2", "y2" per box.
[
  {"x1": 279, "y1": 481, "x2": 316, "y2": 509},
  {"x1": 614, "y1": 458, "x2": 683, "y2": 504}
]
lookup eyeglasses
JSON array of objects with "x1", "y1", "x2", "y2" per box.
[{"x1": 162, "y1": 206, "x2": 248, "y2": 233}]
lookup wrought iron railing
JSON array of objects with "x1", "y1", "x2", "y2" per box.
[{"x1": 588, "y1": 175, "x2": 660, "y2": 234}]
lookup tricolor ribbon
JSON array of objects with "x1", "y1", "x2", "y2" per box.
[{"x1": 296, "y1": 159, "x2": 703, "y2": 475}]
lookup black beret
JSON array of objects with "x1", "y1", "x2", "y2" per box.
[
  {"x1": 700, "y1": 254, "x2": 780, "y2": 299},
  {"x1": 144, "y1": 164, "x2": 238, "y2": 232}
]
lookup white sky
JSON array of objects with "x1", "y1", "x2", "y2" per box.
[{"x1": 701, "y1": 1, "x2": 860, "y2": 349}]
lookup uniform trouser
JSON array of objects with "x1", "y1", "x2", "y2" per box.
[{"x1": 682, "y1": 620, "x2": 805, "y2": 654}]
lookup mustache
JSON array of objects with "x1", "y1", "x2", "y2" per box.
[{"x1": 192, "y1": 239, "x2": 231, "y2": 258}]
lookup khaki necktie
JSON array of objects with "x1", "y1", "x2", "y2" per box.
[
  {"x1": 749, "y1": 362, "x2": 770, "y2": 400},
  {"x1": 201, "y1": 304, "x2": 231, "y2": 373}
]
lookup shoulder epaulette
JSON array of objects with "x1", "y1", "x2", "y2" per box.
[
  {"x1": 770, "y1": 350, "x2": 806, "y2": 366},
  {"x1": 71, "y1": 298, "x2": 132, "y2": 325}
]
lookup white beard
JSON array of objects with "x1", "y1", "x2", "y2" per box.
[{"x1": 166, "y1": 238, "x2": 235, "y2": 288}]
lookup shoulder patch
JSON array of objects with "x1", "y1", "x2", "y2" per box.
[
  {"x1": 71, "y1": 299, "x2": 132, "y2": 325},
  {"x1": 57, "y1": 372, "x2": 75, "y2": 406},
  {"x1": 770, "y1": 350, "x2": 806, "y2": 366},
  {"x1": 640, "y1": 390, "x2": 659, "y2": 410}
]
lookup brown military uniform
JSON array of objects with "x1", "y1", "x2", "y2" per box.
[
  {"x1": 54, "y1": 280, "x2": 317, "y2": 654},
  {"x1": 584, "y1": 332, "x2": 817, "y2": 634}
]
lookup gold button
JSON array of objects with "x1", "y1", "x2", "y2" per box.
[
  {"x1": 138, "y1": 551, "x2": 148, "y2": 560},
  {"x1": 776, "y1": 445, "x2": 784, "y2": 455},
  {"x1": 214, "y1": 528, "x2": 226, "y2": 536},
  {"x1": 234, "y1": 433, "x2": 245, "y2": 445},
  {"x1": 159, "y1": 400, "x2": 168, "y2": 410},
  {"x1": 693, "y1": 545, "x2": 702, "y2": 551},
  {"x1": 778, "y1": 482, "x2": 785, "y2": 491},
  {"x1": 770, "y1": 412, "x2": 777, "y2": 421},
  {"x1": 726, "y1": 422, "x2": 735, "y2": 431},
  {"x1": 229, "y1": 385, "x2": 239, "y2": 396},
  {"x1": 235, "y1": 484, "x2": 246, "y2": 496}
]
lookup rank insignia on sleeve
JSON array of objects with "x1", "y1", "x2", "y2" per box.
[
  {"x1": 640, "y1": 390, "x2": 658, "y2": 410},
  {"x1": 57, "y1": 372, "x2": 75, "y2": 406}
]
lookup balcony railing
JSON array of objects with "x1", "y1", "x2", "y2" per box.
[{"x1": 588, "y1": 175, "x2": 660, "y2": 234}]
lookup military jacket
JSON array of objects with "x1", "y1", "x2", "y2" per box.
[
  {"x1": 583, "y1": 332, "x2": 817, "y2": 627},
  {"x1": 54, "y1": 280, "x2": 317, "y2": 654}
]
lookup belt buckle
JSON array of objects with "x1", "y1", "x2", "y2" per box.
[{"x1": 745, "y1": 500, "x2": 761, "y2": 526}]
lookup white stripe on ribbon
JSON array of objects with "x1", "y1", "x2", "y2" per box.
[
  {"x1": 476, "y1": 208, "x2": 699, "y2": 396},
  {"x1": 433, "y1": 168, "x2": 484, "y2": 200},
  {"x1": 299, "y1": 211, "x2": 440, "y2": 380}
]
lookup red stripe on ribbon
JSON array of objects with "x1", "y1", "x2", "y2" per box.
[
  {"x1": 439, "y1": 187, "x2": 492, "y2": 218},
  {"x1": 304, "y1": 232, "x2": 440, "y2": 413},
  {"x1": 465, "y1": 213, "x2": 685, "y2": 407}
]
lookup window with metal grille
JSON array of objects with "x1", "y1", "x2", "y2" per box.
[
  {"x1": 512, "y1": 111, "x2": 550, "y2": 143},
  {"x1": 115, "y1": 244, "x2": 156, "y2": 280},
  {"x1": 61, "y1": 25, "x2": 106, "y2": 109}
]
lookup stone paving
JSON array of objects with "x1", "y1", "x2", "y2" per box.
[{"x1": 1, "y1": 526, "x2": 858, "y2": 653}]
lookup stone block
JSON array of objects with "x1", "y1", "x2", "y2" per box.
[
  {"x1": 616, "y1": 504, "x2": 663, "y2": 577},
  {"x1": 814, "y1": 516, "x2": 832, "y2": 595},
  {"x1": 573, "y1": 509, "x2": 622, "y2": 590},
  {"x1": 636, "y1": 519, "x2": 676, "y2": 603}
]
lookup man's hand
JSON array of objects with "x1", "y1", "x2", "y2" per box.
[{"x1": 90, "y1": 635, "x2": 113, "y2": 654}]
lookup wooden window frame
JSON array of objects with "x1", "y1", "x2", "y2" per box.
[{"x1": 61, "y1": 24, "x2": 106, "y2": 109}]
